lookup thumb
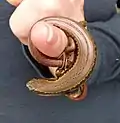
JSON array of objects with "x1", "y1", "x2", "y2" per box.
[{"x1": 30, "y1": 22, "x2": 68, "y2": 57}]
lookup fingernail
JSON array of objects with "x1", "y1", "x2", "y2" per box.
[
  {"x1": 31, "y1": 22, "x2": 49, "y2": 45},
  {"x1": 31, "y1": 22, "x2": 58, "y2": 46},
  {"x1": 30, "y1": 21, "x2": 68, "y2": 57},
  {"x1": 46, "y1": 24, "x2": 58, "y2": 45}
]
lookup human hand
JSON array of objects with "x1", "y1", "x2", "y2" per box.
[{"x1": 7, "y1": 0, "x2": 84, "y2": 57}]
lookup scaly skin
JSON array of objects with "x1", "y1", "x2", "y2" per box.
[{"x1": 26, "y1": 16, "x2": 96, "y2": 99}]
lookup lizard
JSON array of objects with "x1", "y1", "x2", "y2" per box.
[{"x1": 26, "y1": 16, "x2": 97, "y2": 101}]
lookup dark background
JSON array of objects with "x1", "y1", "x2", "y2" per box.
[{"x1": 0, "y1": 1, "x2": 120, "y2": 123}]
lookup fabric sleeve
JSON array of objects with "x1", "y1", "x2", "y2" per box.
[
  {"x1": 87, "y1": 14, "x2": 120, "y2": 85},
  {"x1": 84, "y1": 0, "x2": 117, "y2": 22}
]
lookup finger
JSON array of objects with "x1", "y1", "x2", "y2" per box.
[
  {"x1": 6, "y1": 0, "x2": 23, "y2": 6},
  {"x1": 30, "y1": 22, "x2": 68, "y2": 57}
]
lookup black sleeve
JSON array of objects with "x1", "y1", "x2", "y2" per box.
[
  {"x1": 84, "y1": 0, "x2": 117, "y2": 22},
  {"x1": 87, "y1": 14, "x2": 120, "y2": 85}
]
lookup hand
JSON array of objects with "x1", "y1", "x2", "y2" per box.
[{"x1": 7, "y1": 0, "x2": 84, "y2": 57}]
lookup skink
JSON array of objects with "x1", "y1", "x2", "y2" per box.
[{"x1": 26, "y1": 16, "x2": 97, "y2": 100}]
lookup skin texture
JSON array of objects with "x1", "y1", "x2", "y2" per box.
[
  {"x1": 7, "y1": 0, "x2": 84, "y2": 58},
  {"x1": 6, "y1": 0, "x2": 85, "y2": 82}
]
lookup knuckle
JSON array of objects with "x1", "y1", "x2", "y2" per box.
[{"x1": 9, "y1": 13, "x2": 28, "y2": 39}]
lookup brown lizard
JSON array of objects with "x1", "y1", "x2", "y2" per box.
[{"x1": 26, "y1": 16, "x2": 97, "y2": 101}]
